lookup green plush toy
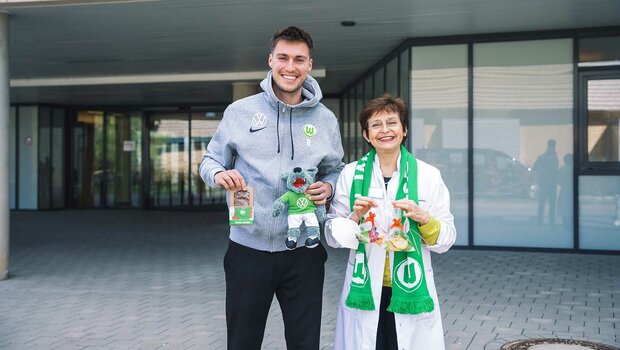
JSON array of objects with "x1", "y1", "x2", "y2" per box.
[{"x1": 272, "y1": 167, "x2": 326, "y2": 250}]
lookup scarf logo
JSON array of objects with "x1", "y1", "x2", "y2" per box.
[
  {"x1": 303, "y1": 124, "x2": 317, "y2": 137},
  {"x1": 393, "y1": 257, "x2": 423, "y2": 292},
  {"x1": 296, "y1": 197, "x2": 309, "y2": 209},
  {"x1": 351, "y1": 252, "x2": 368, "y2": 287}
]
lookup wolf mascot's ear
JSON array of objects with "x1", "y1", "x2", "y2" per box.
[{"x1": 306, "y1": 167, "x2": 318, "y2": 179}]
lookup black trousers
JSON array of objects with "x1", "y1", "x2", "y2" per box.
[
  {"x1": 376, "y1": 287, "x2": 399, "y2": 350},
  {"x1": 223, "y1": 240, "x2": 327, "y2": 350}
]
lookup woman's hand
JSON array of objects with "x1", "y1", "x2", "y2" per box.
[
  {"x1": 349, "y1": 196, "x2": 378, "y2": 223},
  {"x1": 392, "y1": 199, "x2": 430, "y2": 225}
]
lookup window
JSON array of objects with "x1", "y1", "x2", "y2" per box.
[
  {"x1": 473, "y1": 39, "x2": 574, "y2": 248},
  {"x1": 579, "y1": 71, "x2": 620, "y2": 171},
  {"x1": 411, "y1": 44, "x2": 469, "y2": 246}
]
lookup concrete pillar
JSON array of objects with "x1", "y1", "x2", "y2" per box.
[
  {"x1": 0, "y1": 12, "x2": 9, "y2": 281},
  {"x1": 232, "y1": 82, "x2": 258, "y2": 101}
]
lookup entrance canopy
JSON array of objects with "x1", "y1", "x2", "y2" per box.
[{"x1": 4, "y1": 0, "x2": 620, "y2": 106}]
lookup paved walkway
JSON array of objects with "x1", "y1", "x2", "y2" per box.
[{"x1": 0, "y1": 210, "x2": 618, "y2": 349}]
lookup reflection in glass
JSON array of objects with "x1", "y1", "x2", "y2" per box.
[
  {"x1": 578, "y1": 36, "x2": 620, "y2": 65},
  {"x1": 107, "y1": 112, "x2": 142, "y2": 207},
  {"x1": 52, "y1": 108, "x2": 65, "y2": 208},
  {"x1": 39, "y1": 107, "x2": 51, "y2": 209},
  {"x1": 579, "y1": 176, "x2": 620, "y2": 250},
  {"x1": 363, "y1": 76, "x2": 374, "y2": 155},
  {"x1": 191, "y1": 110, "x2": 226, "y2": 205},
  {"x1": 9, "y1": 107, "x2": 16, "y2": 209},
  {"x1": 356, "y1": 83, "x2": 364, "y2": 159},
  {"x1": 348, "y1": 92, "x2": 356, "y2": 162},
  {"x1": 385, "y1": 57, "x2": 398, "y2": 96},
  {"x1": 587, "y1": 79, "x2": 620, "y2": 162},
  {"x1": 374, "y1": 67, "x2": 385, "y2": 98},
  {"x1": 19, "y1": 107, "x2": 39, "y2": 209},
  {"x1": 473, "y1": 39, "x2": 573, "y2": 248},
  {"x1": 343, "y1": 94, "x2": 350, "y2": 162},
  {"x1": 411, "y1": 44, "x2": 468, "y2": 246},
  {"x1": 149, "y1": 113, "x2": 189, "y2": 207},
  {"x1": 73, "y1": 111, "x2": 104, "y2": 208},
  {"x1": 399, "y1": 49, "x2": 409, "y2": 102}
]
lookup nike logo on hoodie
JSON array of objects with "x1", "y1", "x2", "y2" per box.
[{"x1": 249, "y1": 126, "x2": 267, "y2": 133}]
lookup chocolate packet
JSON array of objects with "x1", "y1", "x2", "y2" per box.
[{"x1": 229, "y1": 188, "x2": 254, "y2": 225}]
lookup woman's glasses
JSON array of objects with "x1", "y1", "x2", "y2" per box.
[{"x1": 368, "y1": 119, "x2": 401, "y2": 131}]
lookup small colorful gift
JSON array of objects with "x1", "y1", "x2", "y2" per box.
[
  {"x1": 357, "y1": 208, "x2": 415, "y2": 252},
  {"x1": 229, "y1": 188, "x2": 254, "y2": 225}
]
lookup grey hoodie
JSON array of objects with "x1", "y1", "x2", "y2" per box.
[{"x1": 200, "y1": 71, "x2": 344, "y2": 252}]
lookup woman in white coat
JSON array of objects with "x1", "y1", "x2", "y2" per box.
[{"x1": 325, "y1": 95, "x2": 456, "y2": 350}]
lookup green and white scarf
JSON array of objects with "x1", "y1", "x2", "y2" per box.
[{"x1": 345, "y1": 146, "x2": 434, "y2": 315}]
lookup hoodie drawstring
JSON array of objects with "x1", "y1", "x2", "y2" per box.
[
  {"x1": 289, "y1": 109, "x2": 294, "y2": 160},
  {"x1": 276, "y1": 102, "x2": 295, "y2": 160},
  {"x1": 275, "y1": 102, "x2": 296, "y2": 160},
  {"x1": 276, "y1": 103, "x2": 281, "y2": 154}
]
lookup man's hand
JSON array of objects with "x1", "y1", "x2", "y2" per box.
[
  {"x1": 214, "y1": 170, "x2": 246, "y2": 191},
  {"x1": 305, "y1": 181, "x2": 332, "y2": 205}
]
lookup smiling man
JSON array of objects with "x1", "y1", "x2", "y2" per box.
[{"x1": 200, "y1": 26, "x2": 344, "y2": 350}]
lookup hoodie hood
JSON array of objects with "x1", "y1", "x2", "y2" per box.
[
  {"x1": 260, "y1": 70, "x2": 325, "y2": 160},
  {"x1": 260, "y1": 70, "x2": 323, "y2": 109}
]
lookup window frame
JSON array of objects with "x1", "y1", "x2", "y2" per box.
[{"x1": 578, "y1": 68, "x2": 620, "y2": 174}]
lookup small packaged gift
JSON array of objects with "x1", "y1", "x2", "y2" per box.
[
  {"x1": 229, "y1": 188, "x2": 254, "y2": 225},
  {"x1": 356, "y1": 211, "x2": 385, "y2": 245},
  {"x1": 357, "y1": 208, "x2": 415, "y2": 252}
]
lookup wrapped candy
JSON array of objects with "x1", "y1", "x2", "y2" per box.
[{"x1": 356, "y1": 208, "x2": 416, "y2": 252}]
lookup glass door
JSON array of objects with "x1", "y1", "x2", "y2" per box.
[
  {"x1": 578, "y1": 71, "x2": 620, "y2": 250},
  {"x1": 72, "y1": 110, "x2": 142, "y2": 208},
  {"x1": 72, "y1": 111, "x2": 104, "y2": 208},
  {"x1": 190, "y1": 109, "x2": 226, "y2": 205},
  {"x1": 147, "y1": 111, "x2": 190, "y2": 207},
  {"x1": 107, "y1": 112, "x2": 142, "y2": 208}
]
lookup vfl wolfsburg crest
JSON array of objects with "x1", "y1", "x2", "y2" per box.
[
  {"x1": 303, "y1": 124, "x2": 317, "y2": 137},
  {"x1": 351, "y1": 252, "x2": 369, "y2": 286},
  {"x1": 393, "y1": 257, "x2": 424, "y2": 292},
  {"x1": 296, "y1": 197, "x2": 309, "y2": 209}
]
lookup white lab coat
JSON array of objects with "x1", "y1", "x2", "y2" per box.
[{"x1": 325, "y1": 154, "x2": 456, "y2": 350}]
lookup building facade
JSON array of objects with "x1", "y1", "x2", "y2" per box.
[
  {"x1": 4, "y1": 6, "x2": 620, "y2": 253},
  {"x1": 339, "y1": 29, "x2": 620, "y2": 252}
]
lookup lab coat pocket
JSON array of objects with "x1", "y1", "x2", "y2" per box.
[{"x1": 340, "y1": 305, "x2": 365, "y2": 347}]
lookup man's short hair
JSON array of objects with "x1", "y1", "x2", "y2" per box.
[
  {"x1": 359, "y1": 94, "x2": 409, "y2": 145},
  {"x1": 270, "y1": 26, "x2": 314, "y2": 57}
]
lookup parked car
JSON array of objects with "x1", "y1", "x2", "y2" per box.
[{"x1": 415, "y1": 148, "x2": 538, "y2": 199}]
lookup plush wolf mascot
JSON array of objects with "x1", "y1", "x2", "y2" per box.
[{"x1": 272, "y1": 167, "x2": 326, "y2": 250}]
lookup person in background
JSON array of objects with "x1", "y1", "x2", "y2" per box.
[
  {"x1": 557, "y1": 153, "x2": 573, "y2": 228},
  {"x1": 534, "y1": 139, "x2": 559, "y2": 225}
]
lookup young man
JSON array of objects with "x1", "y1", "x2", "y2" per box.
[{"x1": 200, "y1": 26, "x2": 344, "y2": 349}]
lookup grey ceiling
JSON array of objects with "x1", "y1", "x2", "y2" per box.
[{"x1": 5, "y1": 0, "x2": 620, "y2": 106}]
